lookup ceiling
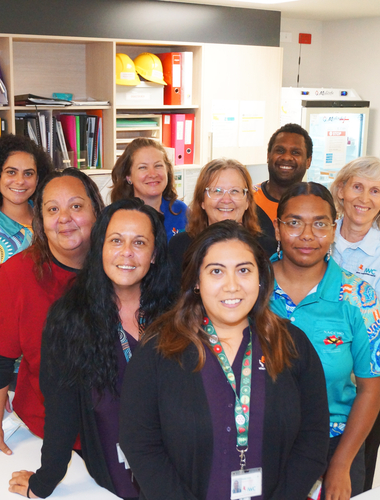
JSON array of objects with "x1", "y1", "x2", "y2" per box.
[{"x1": 159, "y1": 0, "x2": 380, "y2": 21}]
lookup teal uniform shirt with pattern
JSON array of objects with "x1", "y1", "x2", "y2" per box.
[
  {"x1": 270, "y1": 255, "x2": 380, "y2": 437},
  {"x1": 0, "y1": 205, "x2": 33, "y2": 263}
]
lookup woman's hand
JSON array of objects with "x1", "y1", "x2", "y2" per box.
[
  {"x1": 323, "y1": 462, "x2": 351, "y2": 500},
  {"x1": 8, "y1": 470, "x2": 39, "y2": 498}
]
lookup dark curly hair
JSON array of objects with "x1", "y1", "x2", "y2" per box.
[
  {"x1": 0, "y1": 133, "x2": 53, "y2": 206},
  {"x1": 43, "y1": 198, "x2": 174, "y2": 393},
  {"x1": 267, "y1": 123, "x2": 313, "y2": 159}
]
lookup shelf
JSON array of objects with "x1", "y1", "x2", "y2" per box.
[
  {"x1": 0, "y1": 106, "x2": 10, "y2": 111},
  {"x1": 116, "y1": 126, "x2": 160, "y2": 132},
  {"x1": 115, "y1": 105, "x2": 199, "y2": 111},
  {"x1": 14, "y1": 105, "x2": 112, "y2": 111}
]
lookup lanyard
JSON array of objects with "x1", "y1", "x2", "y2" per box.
[
  {"x1": 118, "y1": 312, "x2": 145, "y2": 363},
  {"x1": 203, "y1": 316, "x2": 253, "y2": 470}
]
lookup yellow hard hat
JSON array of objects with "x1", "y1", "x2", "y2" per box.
[
  {"x1": 134, "y1": 53, "x2": 167, "y2": 85},
  {"x1": 116, "y1": 53, "x2": 140, "y2": 86}
]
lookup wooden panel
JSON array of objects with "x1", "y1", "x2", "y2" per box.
[{"x1": 13, "y1": 41, "x2": 87, "y2": 97}]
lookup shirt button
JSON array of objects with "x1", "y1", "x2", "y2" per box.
[
  {"x1": 226, "y1": 426, "x2": 231, "y2": 432},
  {"x1": 228, "y1": 403, "x2": 233, "y2": 408},
  {"x1": 290, "y1": 317, "x2": 295, "y2": 322},
  {"x1": 223, "y1": 449, "x2": 228, "y2": 455}
]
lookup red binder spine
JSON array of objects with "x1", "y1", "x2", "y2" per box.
[
  {"x1": 162, "y1": 114, "x2": 172, "y2": 147},
  {"x1": 184, "y1": 114, "x2": 195, "y2": 164},
  {"x1": 158, "y1": 53, "x2": 182, "y2": 105}
]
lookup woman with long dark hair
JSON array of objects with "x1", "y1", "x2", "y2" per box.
[
  {"x1": 119, "y1": 220, "x2": 329, "y2": 500},
  {"x1": 111, "y1": 137, "x2": 187, "y2": 241},
  {"x1": 271, "y1": 182, "x2": 380, "y2": 499},
  {"x1": 9, "y1": 198, "x2": 174, "y2": 499},
  {"x1": 0, "y1": 168, "x2": 103, "y2": 455}
]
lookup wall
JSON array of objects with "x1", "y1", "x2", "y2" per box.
[
  {"x1": 280, "y1": 18, "x2": 323, "y2": 87},
  {"x1": 0, "y1": 0, "x2": 280, "y2": 47},
  {"x1": 321, "y1": 17, "x2": 380, "y2": 157},
  {"x1": 280, "y1": 16, "x2": 380, "y2": 156}
]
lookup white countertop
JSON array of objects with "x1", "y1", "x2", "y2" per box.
[{"x1": 0, "y1": 424, "x2": 121, "y2": 499}]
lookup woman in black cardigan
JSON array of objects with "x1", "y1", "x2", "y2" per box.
[{"x1": 120, "y1": 220, "x2": 330, "y2": 500}]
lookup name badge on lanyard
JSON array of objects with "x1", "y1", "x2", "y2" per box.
[
  {"x1": 231, "y1": 468, "x2": 262, "y2": 499},
  {"x1": 203, "y1": 317, "x2": 263, "y2": 500}
]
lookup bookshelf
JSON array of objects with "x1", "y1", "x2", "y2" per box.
[{"x1": 0, "y1": 34, "x2": 283, "y2": 169}]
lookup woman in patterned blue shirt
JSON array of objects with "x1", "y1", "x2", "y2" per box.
[{"x1": 0, "y1": 134, "x2": 52, "y2": 263}]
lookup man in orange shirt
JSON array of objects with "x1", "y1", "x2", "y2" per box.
[{"x1": 254, "y1": 123, "x2": 313, "y2": 243}]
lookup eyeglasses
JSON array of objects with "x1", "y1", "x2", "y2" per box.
[
  {"x1": 277, "y1": 218, "x2": 336, "y2": 237},
  {"x1": 205, "y1": 187, "x2": 248, "y2": 201}
]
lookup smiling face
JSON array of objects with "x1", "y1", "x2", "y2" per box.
[
  {"x1": 42, "y1": 176, "x2": 97, "y2": 268},
  {"x1": 274, "y1": 194, "x2": 336, "y2": 269},
  {"x1": 126, "y1": 146, "x2": 168, "y2": 203},
  {"x1": 267, "y1": 132, "x2": 311, "y2": 189},
  {"x1": 102, "y1": 210, "x2": 155, "y2": 295},
  {"x1": 338, "y1": 176, "x2": 380, "y2": 232},
  {"x1": 0, "y1": 151, "x2": 38, "y2": 208},
  {"x1": 201, "y1": 169, "x2": 249, "y2": 225},
  {"x1": 199, "y1": 239, "x2": 259, "y2": 332}
]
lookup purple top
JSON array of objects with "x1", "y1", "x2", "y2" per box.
[
  {"x1": 202, "y1": 326, "x2": 265, "y2": 500},
  {"x1": 93, "y1": 332, "x2": 139, "y2": 499}
]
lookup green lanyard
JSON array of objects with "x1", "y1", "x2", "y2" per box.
[{"x1": 203, "y1": 316, "x2": 253, "y2": 469}]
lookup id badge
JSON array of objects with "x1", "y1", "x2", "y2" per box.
[{"x1": 231, "y1": 468, "x2": 262, "y2": 499}]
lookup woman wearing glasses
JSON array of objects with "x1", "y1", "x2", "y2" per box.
[
  {"x1": 270, "y1": 182, "x2": 380, "y2": 500},
  {"x1": 168, "y1": 158, "x2": 277, "y2": 291}
]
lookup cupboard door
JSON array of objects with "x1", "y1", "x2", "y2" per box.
[{"x1": 200, "y1": 44, "x2": 282, "y2": 166}]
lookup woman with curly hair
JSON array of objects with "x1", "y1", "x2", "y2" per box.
[
  {"x1": 0, "y1": 133, "x2": 53, "y2": 262},
  {"x1": 9, "y1": 198, "x2": 174, "y2": 500},
  {"x1": 111, "y1": 137, "x2": 187, "y2": 241}
]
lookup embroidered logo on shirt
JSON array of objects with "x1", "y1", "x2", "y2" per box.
[
  {"x1": 357, "y1": 264, "x2": 377, "y2": 278},
  {"x1": 258, "y1": 356, "x2": 266, "y2": 370},
  {"x1": 323, "y1": 335, "x2": 343, "y2": 347}
]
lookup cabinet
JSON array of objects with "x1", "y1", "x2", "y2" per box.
[{"x1": 0, "y1": 33, "x2": 282, "y2": 171}]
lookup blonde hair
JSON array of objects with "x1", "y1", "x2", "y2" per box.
[
  {"x1": 331, "y1": 156, "x2": 380, "y2": 228},
  {"x1": 186, "y1": 158, "x2": 260, "y2": 238}
]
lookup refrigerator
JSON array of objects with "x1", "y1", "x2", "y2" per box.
[{"x1": 281, "y1": 87, "x2": 370, "y2": 187}]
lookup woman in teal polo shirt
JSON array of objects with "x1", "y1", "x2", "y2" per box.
[
  {"x1": 0, "y1": 134, "x2": 52, "y2": 263},
  {"x1": 270, "y1": 181, "x2": 380, "y2": 500}
]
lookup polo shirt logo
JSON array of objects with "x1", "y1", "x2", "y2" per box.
[
  {"x1": 357, "y1": 264, "x2": 377, "y2": 278},
  {"x1": 323, "y1": 334, "x2": 343, "y2": 347},
  {"x1": 258, "y1": 356, "x2": 266, "y2": 370}
]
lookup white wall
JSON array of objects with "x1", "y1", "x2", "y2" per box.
[
  {"x1": 280, "y1": 18, "x2": 323, "y2": 87},
  {"x1": 280, "y1": 16, "x2": 380, "y2": 157},
  {"x1": 321, "y1": 17, "x2": 380, "y2": 157}
]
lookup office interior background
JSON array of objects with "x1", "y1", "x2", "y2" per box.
[{"x1": 1, "y1": 0, "x2": 380, "y2": 489}]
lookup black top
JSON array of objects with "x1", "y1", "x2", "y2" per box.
[
  {"x1": 168, "y1": 229, "x2": 277, "y2": 294},
  {"x1": 119, "y1": 323, "x2": 330, "y2": 500}
]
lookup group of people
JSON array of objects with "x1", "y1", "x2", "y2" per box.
[{"x1": 0, "y1": 124, "x2": 379, "y2": 500}]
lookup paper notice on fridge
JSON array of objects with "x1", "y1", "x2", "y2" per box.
[
  {"x1": 239, "y1": 100, "x2": 266, "y2": 147},
  {"x1": 324, "y1": 131, "x2": 347, "y2": 169},
  {"x1": 211, "y1": 100, "x2": 238, "y2": 147}
]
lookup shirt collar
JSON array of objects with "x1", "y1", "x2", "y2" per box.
[
  {"x1": 271, "y1": 253, "x2": 341, "y2": 304},
  {"x1": 335, "y1": 218, "x2": 380, "y2": 257}
]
